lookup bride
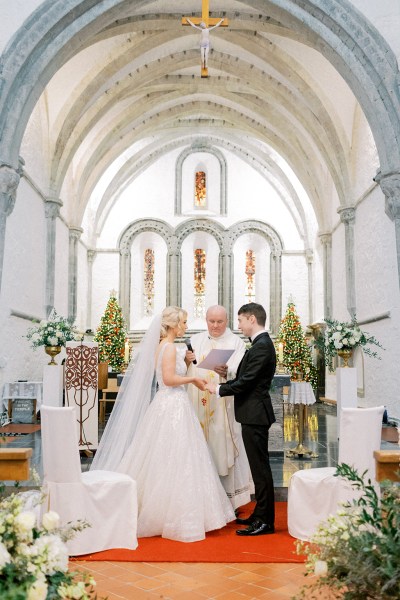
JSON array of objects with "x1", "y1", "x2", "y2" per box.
[{"x1": 91, "y1": 306, "x2": 235, "y2": 542}]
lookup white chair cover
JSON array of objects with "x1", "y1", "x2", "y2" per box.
[
  {"x1": 41, "y1": 406, "x2": 138, "y2": 555},
  {"x1": 288, "y1": 406, "x2": 384, "y2": 541}
]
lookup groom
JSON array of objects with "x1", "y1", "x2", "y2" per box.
[{"x1": 206, "y1": 303, "x2": 276, "y2": 535}]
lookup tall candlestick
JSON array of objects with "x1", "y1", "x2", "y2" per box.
[
  {"x1": 278, "y1": 342, "x2": 284, "y2": 363},
  {"x1": 124, "y1": 340, "x2": 130, "y2": 363}
]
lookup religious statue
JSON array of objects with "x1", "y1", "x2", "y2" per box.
[{"x1": 185, "y1": 18, "x2": 225, "y2": 69}]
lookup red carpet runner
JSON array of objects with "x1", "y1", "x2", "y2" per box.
[{"x1": 75, "y1": 502, "x2": 304, "y2": 563}]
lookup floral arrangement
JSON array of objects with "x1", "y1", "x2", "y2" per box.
[
  {"x1": 319, "y1": 316, "x2": 383, "y2": 371},
  {"x1": 0, "y1": 493, "x2": 98, "y2": 600},
  {"x1": 295, "y1": 464, "x2": 400, "y2": 599},
  {"x1": 26, "y1": 309, "x2": 78, "y2": 349}
]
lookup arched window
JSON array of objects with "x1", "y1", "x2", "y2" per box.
[
  {"x1": 194, "y1": 249, "x2": 206, "y2": 318},
  {"x1": 245, "y1": 249, "x2": 256, "y2": 303},
  {"x1": 195, "y1": 171, "x2": 207, "y2": 208},
  {"x1": 143, "y1": 249, "x2": 155, "y2": 316}
]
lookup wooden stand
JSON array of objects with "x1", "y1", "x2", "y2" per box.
[
  {"x1": 0, "y1": 448, "x2": 32, "y2": 480},
  {"x1": 373, "y1": 450, "x2": 400, "y2": 482}
]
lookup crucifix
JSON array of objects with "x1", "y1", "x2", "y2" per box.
[{"x1": 182, "y1": 0, "x2": 229, "y2": 78}]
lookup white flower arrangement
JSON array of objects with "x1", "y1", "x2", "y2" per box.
[
  {"x1": 320, "y1": 316, "x2": 383, "y2": 371},
  {"x1": 0, "y1": 493, "x2": 97, "y2": 599},
  {"x1": 25, "y1": 309, "x2": 78, "y2": 349}
]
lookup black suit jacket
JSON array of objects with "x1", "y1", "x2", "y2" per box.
[{"x1": 218, "y1": 332, "x2": 276, "y2": 427}]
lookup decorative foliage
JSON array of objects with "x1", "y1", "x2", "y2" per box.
[
  {"x1": 319, "y1": 316, "x2": 383, "y2": 371},
  {"x1": 94, "y1": 292, "x2": 127, "y2": 372},
  {"x1": 276, "y1": 301, "x2": 317, "y2": 388},
  {"x1": 0, "y1": 493, "x2": 98, "y2": 600},
  {"x1": 25, "y1": 310, "x2": 77, "y2": 348},
  {"x1": 295, "y1": 464, "x2": 400, "y2": 599}
]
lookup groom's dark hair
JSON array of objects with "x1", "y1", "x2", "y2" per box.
[{"x1": 238, "y1": 303, "x2": 266, "y2": 326}]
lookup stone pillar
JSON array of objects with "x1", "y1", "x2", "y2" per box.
[
  {"x1": 270, "y1": 251, "x2": 282, "y2": 336},
  {"x1": 86, "y1": 250, "x2": 96, "y2": 331},
  {"x1": 319, "y1": 233, "x2": 332, "y2": 318},
  {"x1": 44, "y1": 197, "x2": 63, "y2": 317},
  {"x1": 119, "y1": 246, "x2": 131, "y2": 327},
  {"x1": 338, "y1": 207, "x2": 356, "y2": 317},
  {"x1": 306, "y1": 249, "x2": 314, "y2": 324},
  {"x1": 167, "y1": 238, "x2": 180, "y2": 307},
  {"x1": 68, "y1": 227, "x2": 83, "y2": 323},
  {"x1": 220, "y1": 240, "x2": 233, "y2": 326},
  {"x1": 0, "y1": 164, "x2": 20, "y2": 293},
  {"x1": 375, "y1": 172, "x2": 400, "y2": 289}
]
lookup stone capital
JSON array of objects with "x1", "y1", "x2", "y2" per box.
[
  {"x1": 305, "y1": 249, "x2": 313, "y2": 263},
  {"x1": 318, "y1": 232, "x2": 332, "y2": 245},
  {"x1": 69, "y1": 226, "x2": 83, "y2": 241},
  {"x1": 45, "y1": 197, "x2": 63, "y2": 219},
  {"x1": 338, "y1": 206, "x2": 356, "y2": 225},
  {"x1": 87, "y1": 249, "x2": 97, "y2": 263},
  {"x1": 0, "y1": 164, "x2": 20, "y2": 216},
  {"x1": 375, "y1": 171, "x2": 400, "y2": 221}
]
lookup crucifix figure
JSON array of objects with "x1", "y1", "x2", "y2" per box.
[{"x1": 182, "y1": 0, "x2": 229, "y2": 77}]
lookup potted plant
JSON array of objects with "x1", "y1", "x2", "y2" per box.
[
  {"x1": 295, "y1": 464, "x2": 400, "y2": 599},
  {"x1": 25, "y1": 310, "x2": 78, "y2": 365}
]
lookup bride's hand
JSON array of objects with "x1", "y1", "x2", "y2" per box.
[{"x1": 193, "y1": 378, "x2": 207, "y2": 391}]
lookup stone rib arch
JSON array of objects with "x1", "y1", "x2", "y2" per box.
[{"x1": 175, "y1": 143, "x2": 227, "y2": 216}]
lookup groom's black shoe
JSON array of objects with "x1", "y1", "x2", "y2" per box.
[
  {"x1": 236, "y1": 515, "x2": 255, "y2": 525},
  {"x1": 236, "y1": 519, "x2": 275, "y2": 536}
]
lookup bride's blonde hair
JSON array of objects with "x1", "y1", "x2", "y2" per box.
[{"x1": 160, "y1": 306, "x2": 187, "y2": 339}]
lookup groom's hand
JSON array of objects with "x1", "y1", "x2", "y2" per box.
[
  {"x1": 205, "y1": 382, "x2": 217, "y2": 394},
  {"x1": 214, "y1": 364, "x2": 228, "y2": 378}
]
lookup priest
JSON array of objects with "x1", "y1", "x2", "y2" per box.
[{"x1": 187, "y1": 305, "x2": 254, "y2": 510}]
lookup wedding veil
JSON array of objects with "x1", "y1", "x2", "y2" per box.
[{"x1": 91, "y1": 313, "x2": 161, "y2": 472}]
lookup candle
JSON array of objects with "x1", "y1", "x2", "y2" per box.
[
  {"x1": 124, "y1": 340, "x2": 130, "y2": 363},
  {"x1": 278, "y1": 342, "x2": 284, "y2": 363}
]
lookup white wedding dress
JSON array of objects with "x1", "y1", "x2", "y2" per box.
[{"x1": 117, "y1": 343, "x2": 235, "y2": 542}]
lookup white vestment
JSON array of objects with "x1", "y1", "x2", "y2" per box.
[{"x1": 188, "y1": 329, "x2": 254, "y2": 509}]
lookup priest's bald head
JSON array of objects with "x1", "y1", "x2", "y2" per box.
[{"x1": 206, "y1": 305, "x2": 228, "y2": 338}]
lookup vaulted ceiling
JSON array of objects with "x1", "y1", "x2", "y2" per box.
[{"x1": 18, "y1": 1, "x2": 378, "y2": 237}]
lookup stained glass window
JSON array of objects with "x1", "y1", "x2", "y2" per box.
[
  {"x1": 195, "y1": 171, "x2": 206, "y2": 207},
  {"x1": 143, "y1": 249, "x2": 155, "y2": 316},
  {"x1": 194, "y1": 249, "x2": 206, "y2": 318},
  {"x1": 245, "y1": 250, "x2": 255, "y2": 303}
]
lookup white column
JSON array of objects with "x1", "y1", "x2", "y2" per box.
[
  {"x1": 338, "y1": 207, "x2": 356, "y2": 317},
  {"x1": 375, "y1": 171, "x2": 400, "y2": 289},
  {"x1": 336, "y1": 367, "x2": 357, "y2": 436},
  {"x1": 42, "y1": 365, "x2": 64, "y2": 407},
  {"x1": 0, "y1": 164, "x2": 20, "y2": 293},
  {"x1": 44, "y1": 197, "x2": 63, "y2": 317}
]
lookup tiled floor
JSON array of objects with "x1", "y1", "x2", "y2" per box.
[{"x1": 2, "y1": 402, "x2": 392, "y2": 599}]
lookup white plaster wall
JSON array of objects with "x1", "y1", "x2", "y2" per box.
[
  {"x1": 281, "y1": 255, "x2": 309, "y2": 326},
  {"x1": 91, "y1": 252, "x2": 120, "y2": 331}
]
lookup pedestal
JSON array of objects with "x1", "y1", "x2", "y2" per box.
[
  {"x1": 336, "y1": 367, "x2": 357, "y2": 436},
  {"x1": 42, "y1": 365, "x2": 64, "y2": 407},
  {"x1": 65, "y1": 342, "x2": 98, "y2": 451}
]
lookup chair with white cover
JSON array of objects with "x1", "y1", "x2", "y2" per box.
[
  {"x1": 41, "y1": 405, "x2": 138, "y2": 555},
  {"x1": 288, "y1": 405, "x2": 384, "y2": 541}
]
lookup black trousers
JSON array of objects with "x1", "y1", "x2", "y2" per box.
[{"x1": 241, "y1": 423, "x2": 275, "y2": 526}]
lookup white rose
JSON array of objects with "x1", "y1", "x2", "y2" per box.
[
  {"x1": 348, "y1": 337, "x2": 355, "y2": 345},
  {"x1": 42, "y1": 511, "x2": 60, "y2": 531},
  {"x1": 48, "y1": 336, "x2": 58, "y2": 346},
  {"x1": 314, "y1": 560, "x2": 328, "y2": 576},
  {"x1": 342, "y1": 338, "x2": 348, "y2": 345},
  {"x1": 333, "y1": 341, "x2": 343, "y2": 349},
  {"x1": 341, "y1": 531, "x2": 350, "y2": 541},
  {"x1": 0, "y1": 542, "x2": 11, "y2": 569},
  {"x1": 15, "y1": 511, "x2": 36, "y2": 533},
  {"x1": 56, "y1": 331, "x2": 63, "y2": 338},
  {"x1": 27, "y1": 578, "x2": 48, "y2": 600}
]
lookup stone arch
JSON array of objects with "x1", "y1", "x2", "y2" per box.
[
  {"x1": 175, "y1": 142, "x2": 227, "y2": 216},
  {"x1": 227, "y1": 221, "x2": 284, "y2": 334},
  {"x1": 118, "y1": 218, "x2": 174, "y2": 327}
]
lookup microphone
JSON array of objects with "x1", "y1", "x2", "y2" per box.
[{"x1": 184, "y1": 339, "x2": 197, "y2": 364}]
